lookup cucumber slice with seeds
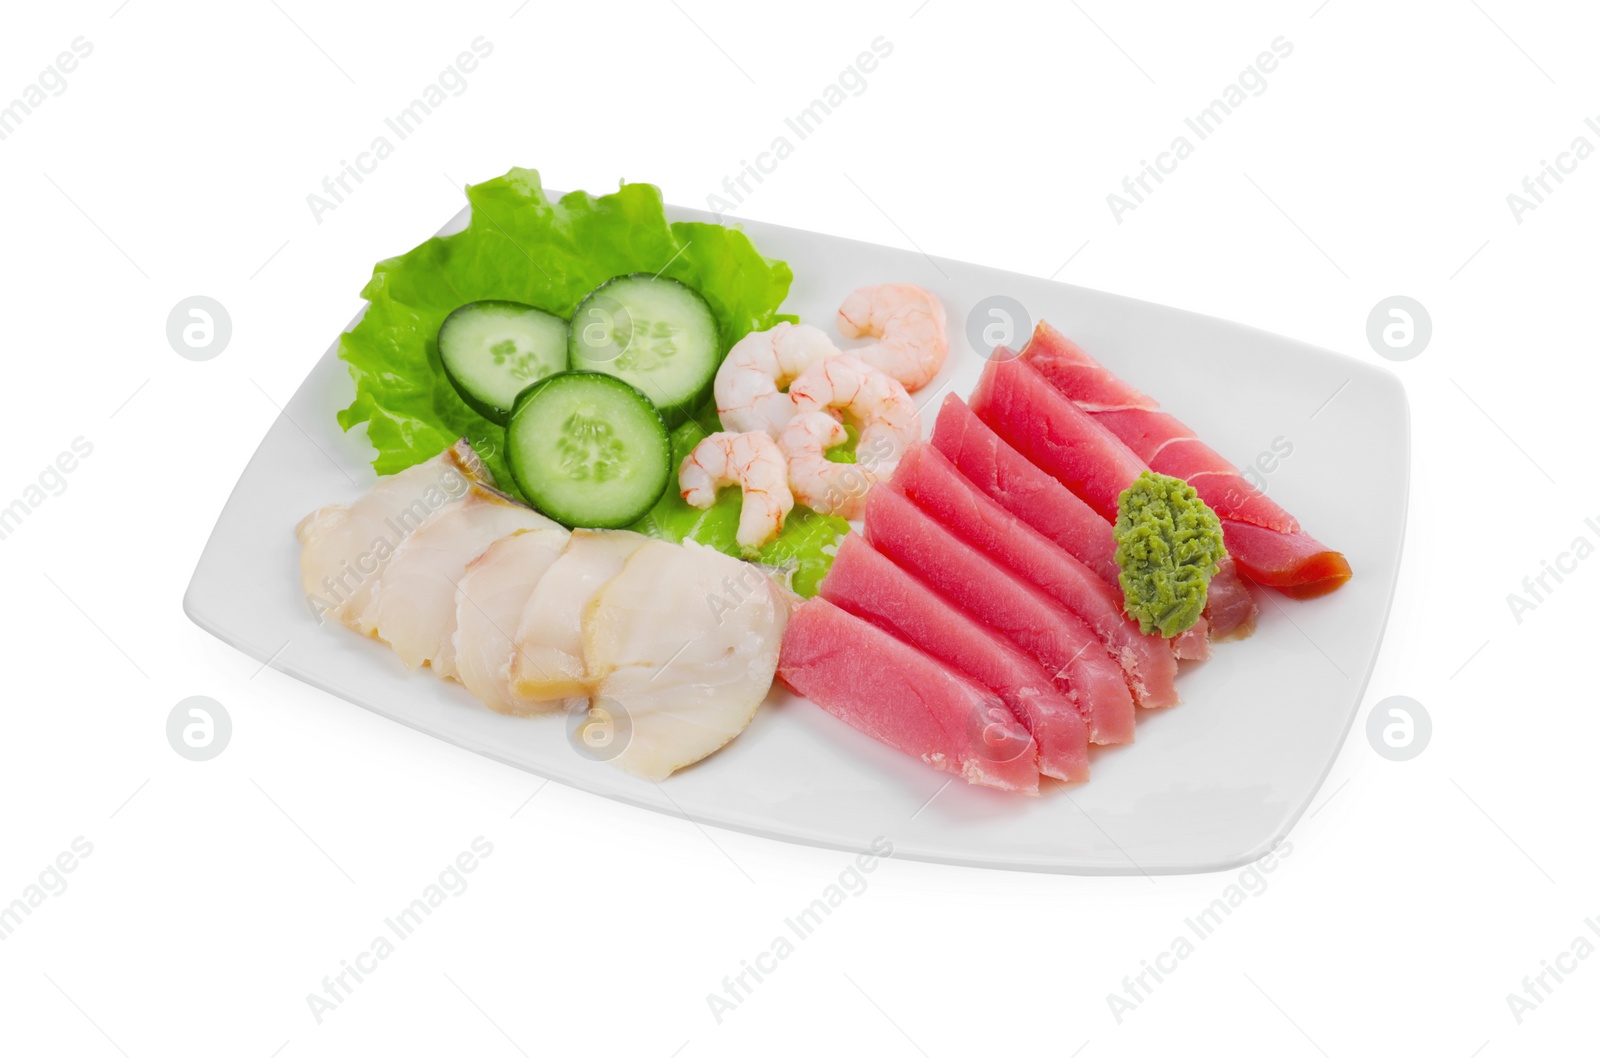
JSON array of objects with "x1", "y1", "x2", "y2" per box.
[
  {"x1": 439, "y1": 300, "x2": 568, "y2": 424},
  {"x1": 567, "y1": 274, "x2": 720, "y2": 426},
  {"x1": 506, "y1": 372, "x2": 671, "y2": 528}
]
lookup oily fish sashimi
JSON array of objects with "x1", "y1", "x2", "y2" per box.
[
  {"x1": 509, "y1": 529, "x2": 651, "y2": 702},
  {"x1": 356, "y1": 482, "x2": 561, "y2": 675},
  {"x1": 452, "y1": 528, "x2": 570, "y2": 716},
  {"x1": 889, "y1": 442, "x2": 1179, "y2": 710},
  {"x1": 1018, "y1": 322, "x2": 1350, "y2": 598},
  {"x1": 863, "y1": 485, "x2": 1137, "y2": 747},
  {"x1": 780, "y1": 597, "x2": 1040, "y2": 795},
  {"x1": 780, "y1": 339, "x2": 1254, "y2": 791},
  {"x1": 297, "y1": 440, "x2": 789, "y2": 780},
  {"x1": 820, "y1": 533, "x2": 1089, "y2": 784},
  {"x1": 928, "y1": 392, "x2": 1255, "y2": 643},
  {"x1": 296, "y1": 440, "x2": 494, "y2": 630},
  {"x1": 968, "y1": 355, "x2": 1259, "y2": 642},
  {"x1": 582, "y1": 539, "x2": 789, "y2": 781},
  {"x1": 299, "y1": 445, "x2": 565, "y2": 678}
]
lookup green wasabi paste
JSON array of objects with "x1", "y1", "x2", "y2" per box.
[{"x1": 1114, "y1": 470, "x2": 1226, "y2": 638}]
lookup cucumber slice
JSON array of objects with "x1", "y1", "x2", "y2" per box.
[
  {"x1": 567, "y1": 274, "x2": 720, "y2": 425},
  {"x1": 439, "y1": 300, "x2": 568, "y2": 424},
  {"x1": 506, "y1": 372, "x2": 671, "y2": 528}
]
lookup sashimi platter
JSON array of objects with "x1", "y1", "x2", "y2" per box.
[{"x1": 187, "y1": 168, "x2": 1408, "y2": 873}]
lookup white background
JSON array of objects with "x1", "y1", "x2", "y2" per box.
[{"x1": 1, "y1": 0, "x2": 1594, "y2": 1054}]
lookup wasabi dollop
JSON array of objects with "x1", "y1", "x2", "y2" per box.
[{"x1": 1114, "y1": 470, "x2": 1226, "y2": 638}]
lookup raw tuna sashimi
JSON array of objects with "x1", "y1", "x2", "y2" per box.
[
  {"x1": 1092, "y1": 407, "x2": 1297, "y2": 533},
  {"x1": 1020, "y1": 322, "x2": 1349, "y2": 597},
  {"x1": 1222, "y1": 521, "x2": 1354, "y2": 600},
  {"x1": 779, "y1": 598, "x2": 1041, "y2": 794},
  {"x1": 889, "y1": 443, "x2": 1179, "y2": 709},
  {"x1": 820, "y1": 534, "x2": 1090, "y2": 782},
  {"x1": 970, "y1": 352, "x2": 1264, "y2": 633},
  {"x1": 968, "y1": 353, "x2": 1146, "y2": 524},
  {"x1": 1023, "y1": 322, "x2": 1294, "y2": 531},
  {"x1": 1013, "y1": 325, "x2": 1156, "y2": 412},
  {"x1": 863, "y1": 486, "x2": 1136, "y2": 745},
  {"x1": 1205, "y1": 556, "x2": 1258, "y2": 639},
  {"x1": 936, "y1": 389, "x2": 1256, "y2": 646},
  {"x1": 1172, "y1": 622, "x2": 1210, "y2": 661},
  {"x1": 930, "y1": 393, "x2": 1120, "y2": 585}
]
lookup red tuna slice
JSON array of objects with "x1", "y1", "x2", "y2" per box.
[
  {"x1": 863, "y1": 486, "x2": 1136, "y2": 745},
  {"x1": 821, "y1": 534, "x2": 1090, "y2": 782},
  {"x1": 1091, "y1": 408, "x2": 1298, "y2": 534},
  {"x1": 931, "y1": 393, "x2": 1120, "y2": 586},
  {"x1": 778, "y1": 598, "x2": 1040, "y2": 794},
  {"x1": 890, "y1": 443, "x2": 1180, "y2": 710},
  {"x1": 971, "y1": 357, "x2": 1263, "y2": 636},
  {"x1": 1025, "y1": 323, "x2": 1295, "y2": 532},
  {"x1": 969, "y1": 353, "x2": 1145, "y2": 523},
  {"x1": 1009, "y1": 325, "x2": 1340, "y2": 601},
  {"x1": 1016, "y1": 321, "x2": 1158, "y2": 411},
  {"x1": 1172, "y1": 620, "x2": 1210, "y2": 661},
  {"x1": 1205, "y1": 556, "x2": 1258, "y2": 639},
  {"x1": 1022, "y1": 323, "x2": 1334, "y2": 553},
  {"x1": 1223, "y1": 521, "x2": 1352, "y2": 599}
]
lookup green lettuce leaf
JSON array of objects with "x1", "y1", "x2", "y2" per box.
[{"x1": 335, "y1": 166, "x2": 846, "y2": 595}]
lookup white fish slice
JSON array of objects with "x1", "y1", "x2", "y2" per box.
[
  {"x1": 508, "y1": 528, "x2": 649, "y2": 702},
  {"x1": 357, "y1": 482, "x2": 559, "y2": 672},
  {"x1": 452, "y1": 527, "x2": 569, "y2": 715},
  {"x1": 295, "y1": 440, "x2": 490, "y2": 629},
  {"x1": 582, "y1": 539, "x2": 788, "y2": 780}
]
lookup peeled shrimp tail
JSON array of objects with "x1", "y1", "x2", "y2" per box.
[
  {"x1": 836, "y1": 283, "x2": 948, "y2": 391},
  {"x1": 781, "y1": 355, "x2": 920, "y2": 518},
  {"x1": 780, "y1": 412, "x2": 880, "y2": 520},
  {"x1": 714, "y1": 322, "x2": 842, "y2": 436},
  {"x1": 678, "y1": 431, "x2": 795, "y2": 549},
  {"x1": 787, "y1": 355, "x2": 920, "y2": 453},
  {"x1": 679, "y1": 456, "x2": 722, "y2": 509}
]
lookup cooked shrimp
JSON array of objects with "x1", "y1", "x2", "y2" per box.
[
  {"x1": 778, "y1": 412, "x2": 883, "y2": 519},
  {"x1": 836, "y1": 283, "x2": 949, "y2": 391},
  {"x1": 714, "y1": 322, "x2": 841, "y2": 436},
  {"x1": 787, "y1": 353, "x2": 920, "y2": 462},
  {"x1": 679, "y1": 431, "x2": 795, "y2": 549}
]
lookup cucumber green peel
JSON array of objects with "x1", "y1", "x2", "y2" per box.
[
  {"x1": 507, "y1": 372, "x2": 671, "y2": 530},
  {"x1": 1114, "y1": 470, "x2": 1226, "y2": 637},
  {"x1": 335, "y1": 166, "x2": 845, "y2": 595}
]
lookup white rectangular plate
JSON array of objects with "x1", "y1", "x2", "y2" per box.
[{"x1": 185, "y1": 201, "x2": 1408, "y2": 875}]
